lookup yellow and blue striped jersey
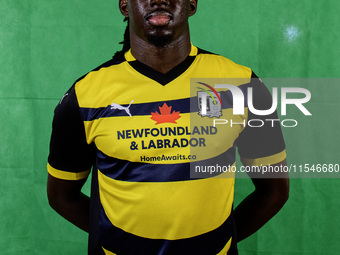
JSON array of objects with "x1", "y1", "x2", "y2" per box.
[{"x1": 47, "y1": 44, "x2": 286, "y2": 255}]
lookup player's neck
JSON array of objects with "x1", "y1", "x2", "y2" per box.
[{"x1": 130, "y1": 33, "x2": 191, "y2": 74}]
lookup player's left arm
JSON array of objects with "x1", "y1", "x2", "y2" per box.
[
  {"x1": 234, "y1": 159, "x2": 289, "y2": 242},
  {"x1": 234, "y1": 72, "x2": 289, "y2": 242}
]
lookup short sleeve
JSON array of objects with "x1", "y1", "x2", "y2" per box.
[
  {"x1": 236, "y1": 73, "x2": 286, "y2": 166},
  {"x1": 47, "y1": 86, "x2": 95, "y2": 180}
]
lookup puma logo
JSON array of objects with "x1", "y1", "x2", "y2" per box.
[{"x1": 110, "y1": 100, "x2": 134, "y2": 117}]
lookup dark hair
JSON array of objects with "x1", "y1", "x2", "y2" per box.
[{"x1": 112, "y1": 18, "x2": 130, "y2": 61}]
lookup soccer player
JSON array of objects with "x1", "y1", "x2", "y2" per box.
[{"x1": 47, "y1": 0, "x2": 289, "y2": 254}]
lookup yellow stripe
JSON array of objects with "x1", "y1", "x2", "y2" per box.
[
  {"x1": 102, "y1": 247, "x2": 116, "y2": 255},
  {"x1": 241, "y1": 150, "x2": 287, "y2": 166},
  {"x1": 189, "y1": 43, "x2": 198, "y2": 56},
  {"x1": 124, "y1": 49, "x2": 135, "y2": 62},
  {"x1": 98, "y1": 170, "x2": 234, "y2": 240},
  {"x1": 76, "y1": 49, "x2": 251, "y2": 109},
  {"x1": 217, "y1": 237, "x2": 232, "y2": 255},
  {"x1": 47, "y1": 163, "x2": 90, "y2": 180}
]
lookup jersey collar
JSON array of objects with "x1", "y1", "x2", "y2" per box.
[{"x1": 124, "y1": 44, "x2": 198, "y2": 86}]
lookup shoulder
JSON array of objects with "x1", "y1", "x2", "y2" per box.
[
  {"x1": 75, "y1": 58, "x2": 127, "y2": 87},
  {"x1": 69, "y1": 57, "x2": 129, "y2": 107},
  {"x1": 194, "y1": 47, "x2": 252, "y2": 78}
]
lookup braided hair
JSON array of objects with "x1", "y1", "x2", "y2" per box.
[{"x1": 112, "y1": 18, "x2": 131, "y2": 61}]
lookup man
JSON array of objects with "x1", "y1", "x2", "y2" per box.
[{"x1": 47, "y1": 0, "x2": 289, "y2": 254}]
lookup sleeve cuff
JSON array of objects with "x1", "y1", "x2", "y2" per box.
[
  {"x1": 240, "y1": 150, "x2": 287, "y2": 166},
  {"x1": 47, "y1": 163, "x2": 90, "y2": 180}
]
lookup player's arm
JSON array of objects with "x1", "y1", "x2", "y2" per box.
[
  {"x1": 234, "y1": 73, "x2": 289, "y2": 242},
  {"x1": 47, "y1": 174, "x2": 90, "y2": 232},
  {"x1": 234, "y1": 159, "x2": 289, "y2": 242},
  {"x1": 47, "y1": 86, "x2": 94, "y2": 233}
]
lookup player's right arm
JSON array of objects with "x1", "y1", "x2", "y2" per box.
[
  {"x1": 47, "y1": 174, "x2": 90, "y2": 232},
  {"x1": 47, "y1": 86, "x2": 95, "y2": 232}
]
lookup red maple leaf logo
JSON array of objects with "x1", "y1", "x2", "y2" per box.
[{"x1": 151, "y1": 103, "x2": 181, "y2": 124}]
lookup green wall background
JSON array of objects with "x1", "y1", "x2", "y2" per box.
[{"x1": 1, "y1": 0, "x2": 340, "y2": 254}]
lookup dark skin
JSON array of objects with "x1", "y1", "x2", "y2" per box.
[
  {"x1": 234, "y1": 159, "x2": 289, "y2": 242},
  {"x1": 47, "y1": 0, "x2": 289, "y2": 242},
  {"x1": 47, "y1": 174, "x2": 90, "y2": 232},
  {"x1": 119, "y1": 0, "x2": 197, "y2": 74}
]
